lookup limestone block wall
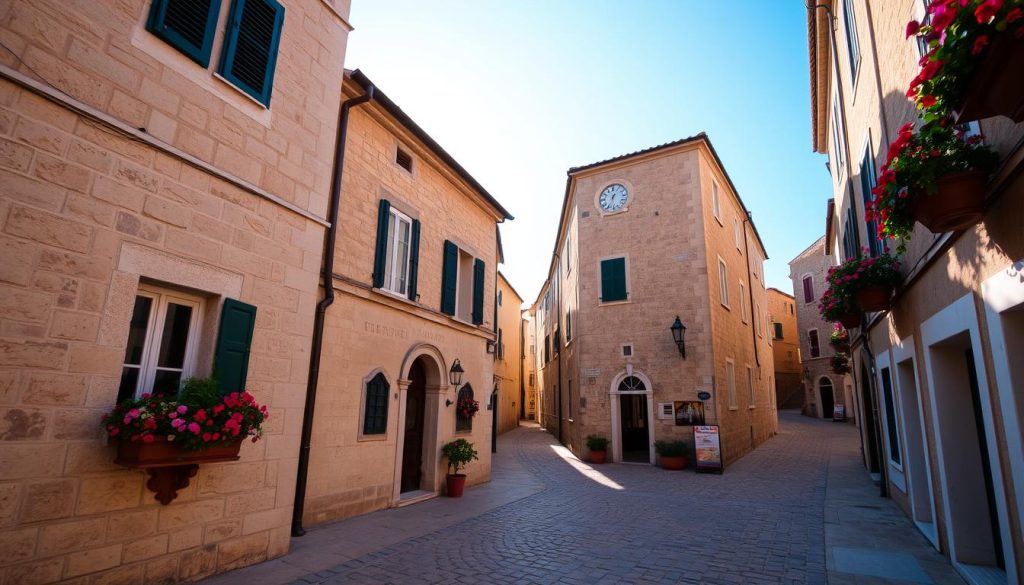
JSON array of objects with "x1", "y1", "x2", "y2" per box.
[
  {"x1": 494, "y1": 273, "x2": 524, "y2": 434},
  {"x1": 768, "y1": 289, "x2": 802, "y2": 409},
  {"x1": 0, "y1": 0, "x2": 350, "y2": 581}
]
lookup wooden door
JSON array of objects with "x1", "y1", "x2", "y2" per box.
[{"x1": 401, "y1": 360, "x2": 426, "y2": 493}]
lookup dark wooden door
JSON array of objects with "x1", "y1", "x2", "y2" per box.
[
  {"x1": 401, "y1": 360, "x2": 426, "y2": 493},
  {"x1": 620, "y1": 394, "x2": 649, "y2": 462},
  {"x1": 820, "y1": 383, "x2": 834, "y2": 419}
]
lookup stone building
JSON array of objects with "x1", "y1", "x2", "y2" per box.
[
  {"x1": 808, "y1": 1, "x2": 1023, "y2": 581},
  {"x1": 523, "y1": 309, "x2": 537, "y2": 422},
  {"x1": 0, "y1": 0, "x2": 352, "y2": 581},
  {"x1": 494, "y1": 271, "x2": 524, "y2": 435},
  {"x1": 788, "y1": 236, "x2": 853, "y2": 420},
  {"x1": 300, "y1": 70, "x2": 512, "y2": 525},
  {"x1": 528, "y1": 134, "x2": 777, "y2": 466},
  {"x1": 766, "y1": 288, "x2": 803, "y2": 410}
]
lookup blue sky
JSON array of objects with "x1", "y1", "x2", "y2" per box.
[{"x1": 345, "y1": 1, "x2": 832, "y2": 304}]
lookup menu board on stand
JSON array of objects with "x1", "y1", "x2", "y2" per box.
[{"x1": 693, "y1": 425, "x2": 723, "y2": 474}]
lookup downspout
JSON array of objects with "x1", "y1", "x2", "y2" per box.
[
  {"x1": 292, "y1": 85, "x2": 374, "y2": 537},
  {"x1": 553, "y1": 255, "x2": 564, "y2": 446},
  {"x1": 519, "y1": 315, "x2": 525, "y2": 422},
  {"x1": 741, "y1": 215, "x2": 760, "y2": 368}
]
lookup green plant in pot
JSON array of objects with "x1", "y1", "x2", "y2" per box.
[
  {"x1": 832, "y1": 354, "x2": 851, "y2": 375},
  {"x1": 585, "y1": 434, "x2": 609, "y2": 464},
  {"x1": 654, "y1": 440, "x2": 689, "y2": 470},
  {"x1": 829, "y1": 323, "x2": 851, "y2": 353},
  {"x1": 441, "y1": 438, "x2": 478, "y2": 498}
]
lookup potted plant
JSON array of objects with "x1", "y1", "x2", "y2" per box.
[
  {"x1": 441, "y1": 438, "x2": 478, "y2": 497},
  {"x1": 831, "y1": 354, "x2": 851, "y2": 375},
  {"x1": 826, "y1": 252, "x2": 903, "y2": 313},
  {"x1": 586, "y1": 435, "x2": 609, "y2": 464},
  {"x1": 101, "y1": 377, "x2": 268, "y2": 504},
  {"x1": 869, "y1": 120, "x2": 998, "y2": 241},
  {"x1": 457, "y1": 394, "x2": 480, "y2": 420},
  {"x1": 654, "y1": 440, "x2": 689, "y2": 470},
  {"x1": 829, "y1": 323, "x2": 851, "y2": 353},
  {"x1": 906, "y1": 1, "x2": 1024, "y2": 123},
  {"x1": 818, "y1": 284, "x2": 860, "y2": 329}
]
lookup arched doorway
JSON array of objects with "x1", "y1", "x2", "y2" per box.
[
  {"x1": 818, "y1": 377, "x2": 834, "y2": 420},
  {"x1": 400, "y1": 359, "x2": 427, "y2": 493},
  {"x1": 610, "y1": 371, "x2": 654, "y2": 464}
]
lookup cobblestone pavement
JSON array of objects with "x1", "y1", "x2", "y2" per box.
[{"x1": 205, "y1": 412, "x2": 963, "y2": 585}]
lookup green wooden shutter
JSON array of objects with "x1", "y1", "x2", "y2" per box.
[
  {"x1": 472, "y1": 258, "x2": 485, "y2": 325},
  {"x1": 147, "y1": 0, "x2": 222, "y2": 67},
  {"x1": 372, "y1": 199, "x2": 390, "y2": 288},
  {"x1": 213, "y1": 298, "x2": 257, "y2": 395},
  {"x1": 407, "y1": 219, "x2": 420, "y2": 301},
  {"x1": 441, "y1": 241, "x2": 458, "y2": 315},
  {"x1": 600, "y1": 258, "x2": 627, "y2": 302},
  {"x1": 218, "y1": 0, "x2": 285, "y2": 106}
]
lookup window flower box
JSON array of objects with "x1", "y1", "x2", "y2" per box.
[
  {"x1": 114, "y1": 439, "x2": 241, "y2": 505},
  {"x1": 956, "y1": 31, "x2": 1024, "y2": 123}
]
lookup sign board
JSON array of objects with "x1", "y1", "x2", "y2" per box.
[
  {"x1": 674, "y1": 401, "x2": 705, "y2": 426},
  {"x1": 697, "y1": 391, "x2": 711, "y2": 401},
  {"x1": 582, "y1": 368, "x2": 600, "y2": 378},
  {"x1": 694, "y1": 425, "x2": 723, "y2": 474},
  {"x1": 833, "y1": 404, "x2": 846, "y2": 422}
]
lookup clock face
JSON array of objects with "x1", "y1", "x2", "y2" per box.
[{"x1": 599, "y1": 183, "x2": 629, "y2": 212}]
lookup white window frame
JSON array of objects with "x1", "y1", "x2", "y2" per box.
[
  {"x1": 841, "y1": 0, "x2": 861, "y2": 85},
  {"x1": 746, "y1": 364, "x2": 755, "y2": 408},
  {"x1": 712, "y1": 179, "x2": 722, "y2": 224},
  {"x1": 725, "y1": 358, "x2": 737, "y2": 410},
  {"x1": 122, "y1": 285, "x2": 204, "y2": 399},
  {"x1": 739, "y1": 282, "x2": 748, "y2": 323},
  {"x1": 830, "y1": 90, "x2": 847, "y2": 180},
  {"x1": 621, "y1": 343, "x2": 634, "y2": 358},
  {"x1": 381, "y1": 207, "x2": 413, "y2": 297},
  {"x1": 755, "y1": 303, "x2": 762, "y2": 337},
  {"x1": 734, "y1": 217, "x2": 742, "y2": 250},
  {"x1": 718, "y1": 256, "x2": 730, "y2": 309}
]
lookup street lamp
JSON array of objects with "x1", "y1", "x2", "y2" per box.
[
  {"x1": 447, "y1": 359, "x2": 465, "y2": 406},
  {"x1": 670, "y1": 316, "x2": 686, "y2": 359}
]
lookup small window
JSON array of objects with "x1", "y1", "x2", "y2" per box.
[
  {"x1": 617, "y1": 376, "x2": 646, "y2": 392},
  {"x1": 809, "y1": 329, "x2": 821, "y2": 358},
  {"x1": 802, "y1": 275, "x2": 815, "y2": 303},
  {"x1": 362, "y1": 372, "x2": 389, "y2": 435},
  {"x1": 497, "y1": 328, "x2": 504, "y2": 360},
  {"x1": 396, "y1": 147, "x2": 413, "y2": 172},
  {"x1": 564, "y1": 230, "x2": 572, "y2": 273},
  {"x1": 739, "y1": 282, "x2": 748, "y2": 322},
  {"x1": 880, "y1": 367, "x2": 902, "y2": 467},
  {"x1": 382, "y1": 207, "x2": 414, "y2": 297},
  {"x1": 497, "y1": 290, "x2": 502, "y2": 306},
  {"x1": 658, "y1": 402, "x2": 675, "y2": 420},
  {"x1": 842, "y1": 0, "x2": 861, "y2": 80},
  {"x1": 599, "y1": 257, "x2": 627, "y2": 303},
  {"x1": 529, "y1": 372, "x2": 535, "y2": 387},
  {"x1": 544, "y1": 335, "x2": 550, "y2": 364},
  {"x1": 118, "y1": 286, "x2": 204, "y2": 402},
  {"x1": 831, "y1": 92, "x2": 847, "y2": 176},
  {"x1": 734, "y1": 218, "x2": 742, "y2": 250},
  {"x1": 218, "y1": 0, "x2": 286, "y2": 106},
  {"x1": 755, "y1": 303, "x2": 762, "y2": 337},
  {"x1": 147, "y1": 0, "x2": 222, "y2": 67},
  {"x1": 859, "y1": 144, "x2": 882, "y2": 257},
  {"x1": 712, "y1": 180, "x2": 722, "y2": 222},
  {"x1": 725, "y1": 359, "x2": 737, "y2": 409},
  {"x1": 718, "y1": 258, "x2": 730, "y2": 308},
  {"x1": 455, "y1": 384, "x2": 475, "y2": 432},
  {"x1": 621, "y1": 344, "x2": 633, "y2": 358},
  {"x1": 565, "y1": 310, "x2": 572, "y2": 343},
  {"x1": 774, "y1": 322, "x2": 784, "y2": 339},
  {"x1": 747, "y1": 365, "x2": 755, "y2": 407}
]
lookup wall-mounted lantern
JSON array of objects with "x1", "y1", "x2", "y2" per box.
[
  {"x1": 670, "y1": 316, "x2": 687, "y2": 359},
  {"x1": 446, "y1": 359, "x2": 465, "y2": 406}
]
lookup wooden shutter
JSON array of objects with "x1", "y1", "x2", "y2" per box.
[
  {"x1": 147, "y1": 0, "x2": 222, "y2": 67},
  {"x1": 372, "y1": 199, "x2": 390, "y2": 288},
  {"x1": 600, "y1": 258, "x2": 627, "y2": 302},
  {"x1": 441, "y1": 240, "x2": 458, "y2": 315},
  {"x1": 803, "y1": 276, "x2": 814, "y2": 303},
  {"x1": 407, "y1": 219, "x2": 420, "y2": 301},
  {"x1": 363, "y1": 373, "x2": 389, "y2": 435},
  {"x1": 218, "y1": 0, "x2": 285, "y2": 106},
  {"x1": 472, "y1": 259, "x2": 485, "y2": 325},
  {"x1": 213, "y1": 298, "x2": 257, "y2": 395}
]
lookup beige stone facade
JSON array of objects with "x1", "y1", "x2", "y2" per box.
[
  {"x1": 809, "y1": 1, "x2": 1024, "y2": 580},
  {"x1": 766, "y1": 288, "x2": 803, "y2": 411},
  {"x1": 301, "y1": 72, "x2": 511, "y2": 526},
  {"x1": 787, "y1": 237, "x2": 853, "y2": 420},
  {"x1": 0, "y1": 0, "x2": 352, "y2": 581},
  {"x1": 494, "y1": 272, "x2": 524, "y2": 435},
  {"x1": 529, "y1": 135, "x2": 777, "y2": 467}
]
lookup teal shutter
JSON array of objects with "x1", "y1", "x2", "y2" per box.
[
  {"x1": 472, "y1": 259, "x2": 485, "y2": 325},
  {"x1": 213, "y1": 298, "x2": 257, "y2": 395},
  {"x1": 218, "y1": 0, "x2": 285, "y2": 106},
  {"x1": 407, "y1": 219, "x2": 420, "y2": 301},
  {"x1": 147, "y1": 0, "x2": 222, "y2": 67},
  {"x1": 600, "y1": 258, "x2": 627, "y2": 302},
  {"x1": 441, "y1": 241, "x2": 458, "y2": 315},
  {"x1": 372, "y1": 199, "x2": 390, "y2": 288}
]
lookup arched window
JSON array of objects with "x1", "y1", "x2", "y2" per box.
[
  {"x1": 617, "y1": 376, "x2": 646, "y2": 392},
  {"x1": 363, "y1": 372, "x2": 389, "y2": 435},
  {"x1": 456, "y1": 384, "x2": 475, "y2": 432}
]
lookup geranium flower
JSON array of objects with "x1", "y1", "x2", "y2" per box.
[
  {"x1": 975, "y1": 0, "x2": 1002, "y2": 22},
  {"x1": 971, "y1": 34, "x2": 990, "y2": 54},
  {"x1": 906, "y1": 19, "x2": 921, "y2": 38}
]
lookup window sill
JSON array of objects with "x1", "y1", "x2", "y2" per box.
[
  {"x1": 213, "y1": 73, "x2": 270, "y2": 110},
  {"x1": 357, "y1": 434, "x2": 388, "y2": 443},
  {"x1": 598, "y1": 299, "x2": 631, "y2": 307},
  {"x1": 728, "y1": 406, "x2": 738, "y2": 411},
  {"x1": 720, "y1": 303, "x2": 731, "y2": 311},
  {"x1": 748, "y1": 405, "x2": 756, "y2": 410},
  {"x1": 714, "y1": 214, "x2": 724, "y2": 226}
]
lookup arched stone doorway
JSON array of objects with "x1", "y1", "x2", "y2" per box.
[
  {"x1": 610, "y1": 369, "x2": 655, "y2": 464},
  {"x1": 394, "y1": 344, "x2": 447, "y2": 502}
]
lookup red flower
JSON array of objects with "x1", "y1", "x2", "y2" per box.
[
  {"x1": 905, "y1": 19, "x2": 921, "y2": 38},
  {"x1": 972, "y1": 34, "x2": 990, "y2": 55},
  {"x1": 920, "y1": 95, "x2": 937, "y2": 107},
  {"x1": 931, "y1": 5, "x2": 957, "y2": 31},
  {"x1": 142, "y1": 434, "x2": 155, "y2": 443},
  {"x1": 975, "y1": 0, "x2": 1002, "y2": 23},
  {"x1": 1008, "y1": 8, "x2": 1023, "y2": 22}
]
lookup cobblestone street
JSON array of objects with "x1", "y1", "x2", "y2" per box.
[{"x1": 204, "y1": 412, "x2": 962, "y2": 585}]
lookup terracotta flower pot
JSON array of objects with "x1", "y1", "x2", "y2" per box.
[
  {"x1": 446, "y1": 474, "x2": 467, "y2": 497},
  {"x1": 909, "y1": 170, "x2": 988, "y2": 233},
  {"x1": 837, "y1": 312, "x2": 860, "y2": 329},
  {"x1": 590, "y1": 450, "x2": 607, "y2": 464},
  {"x1": 956, "y1": 32, "x2": 1024, "y2": 124},
  {"x1": 853, "y1": 285, "x2": 893, "y2": 312},
  {"x1": 114, "y1": 438, "x2": 241, "y2": 505},
  {"x1": 660, "y1": 455, "x2": 688, "y2": 470}
]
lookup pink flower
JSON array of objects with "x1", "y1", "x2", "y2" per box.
[
  {"x1": 177, "y1": 405, "x2": 188, "y2": 414},
  {"x1": 128, "y1": 409, "x2": 140, "y2": 419},
  {"x1": 187, "y1": 422, "x2": 201, "y2": 434},
  {"x1": 169, "y1": 412, "x2": 177, "y2": 419}
]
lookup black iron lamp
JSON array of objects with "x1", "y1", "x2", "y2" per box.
[
  {"x1": 447, "y1": 359, "x2": 465, "y2": 406},
  {"x1": 670, "y1": 316, "x2": 687, "y2": 358}
]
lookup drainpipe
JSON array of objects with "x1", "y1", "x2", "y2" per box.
[
  {"x1": 519, "y1": 316, "x2": 525, "y2": 422},
  {"x1": 292, "y1": 85, "x2": 374, "y2": 537},
  {"x1": 741, "y1": 215, "x2": 760, "y2": 369},
  {"x1": 552, "y1": 255, "x2": 564, "y2": 446}
]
